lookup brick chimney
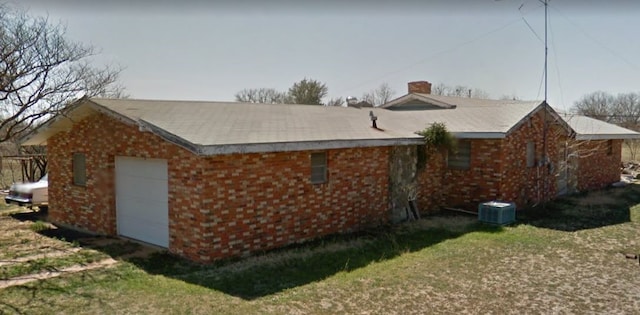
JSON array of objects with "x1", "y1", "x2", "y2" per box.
[{"x1": 408, "y1": 81, "x2": 432, "y2": 94}]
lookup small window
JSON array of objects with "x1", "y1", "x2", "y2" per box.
[
  {"x1": 416, "y1": 144, "x2": 427, "y2": 171},
  {"x1": 526, "y1": 141, "x2": 535, "y2": 167},
  {"x1": 607, "y1": 140, "x2": 613, "y2": 156},
  {"x1": 448, "y1": 140, "x2": 471, "y2": 169},
  {"x1": 310, "y1": 152, "x2": 327, "y2": 184},
  {"x1": 73, "y1": 153, "x2": 87, "y2": 186}
]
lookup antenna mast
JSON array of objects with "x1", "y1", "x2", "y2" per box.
[
  {"x1": 542, "y1": 0, "x2": 549, "y2": 208},
  {"x1": 544, "y1": 0, "x2": 548, "y2": 103}
]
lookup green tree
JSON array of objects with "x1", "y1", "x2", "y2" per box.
[{"x1": 288, "y1": 78, "x2": 328, "y2": 105}]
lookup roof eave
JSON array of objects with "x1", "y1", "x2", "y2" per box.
[
  {"x1": 380, "y1": 93, "x2": 456, "y2": 109},
  {"x1": 452, "y1": 132, "x2": 505, "y2": 139},
  {"x1": 198, "y1": 138, "x2": 424, "y2": 155},
  {"x1": 19, "y1": 98, "x2": 142, "y2": 146},
  {"x1": 575, "y1": 134, "x2": 640, "y2": 140},
  {"x1": 504, "y1": 101, "x2": 573, "y2": 137}
]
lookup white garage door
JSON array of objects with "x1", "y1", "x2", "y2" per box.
[{"x1": 115, "y1": 157, "x2": 169, "y2": 248}]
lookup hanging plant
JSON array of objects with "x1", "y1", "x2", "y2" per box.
[{"x1": 417, "y1": 122, "x2": 457, "y2": 153}]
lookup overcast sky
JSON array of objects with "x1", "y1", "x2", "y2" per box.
[{"x1": 9, "y1": 0, "x2": 640, "y2": 110}]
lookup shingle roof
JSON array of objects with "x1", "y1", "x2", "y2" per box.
[
  {"x1": 380, "y1": 93, "x2": 551, "y2": 137},
  {"x1": 21, "y1": 95, "x2": 640, "y2": 155},
  {"x1": 22, "y1": 98, "x2": 424, "y2": 154},
  {"x1": 560, "y1": 113, "x2": 640, "y2": 140}
]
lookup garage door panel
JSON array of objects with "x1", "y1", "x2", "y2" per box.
[
  {"x1": 117, "y1": 198, "x2": 167, "y2": 225},
  {"x1": 115, "y1": 157, "x2": 169, "y2": 248},
  {"x1": 117, "y1": 180, "x2": 168, "y2": 199}
]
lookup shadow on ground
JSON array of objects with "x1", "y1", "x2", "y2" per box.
[
  {"x1": 6, "y1": 185, "x2": 640, "y2": 302},
  {"x1": 10, "y1": 208, "x2": 503, "y2": 300},
  {"x1": 124, "y1": 218, "x2": 503, "y2": 300},
  {"x1": 518, "y1": 184, "x2": 640, "y2": 231}
]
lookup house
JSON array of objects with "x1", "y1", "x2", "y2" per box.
[
  {"x1": 21, "y1": 98, "x2": 423, "y2": 262},
  {"x1": 20, "y1": 82, "x2": 639, "y2": 262},
  {"x1": 379, "y1": 81, "x2": 638, "y2": 211}
]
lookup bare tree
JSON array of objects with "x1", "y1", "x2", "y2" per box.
[
  {"x1": 361, "y1": 82, "x2": 396, "y2": 106},
  {"x1": 610, "y1": 92, "x2": 640, "y2": 128},
  {"x1": 0, "y1": 4, "x2": 123, "y2": 143},
  {"x1": 234, "y1": 88, "x2": 289, "y2": 104},
  {"x1": 624, "y1": 140, "x2": 640, "y2": 161},
  {"x1": 571, "y1": 91, "x2": 615, "y2": 122},
  {"x1": 326, "y1": 97, "x2": 344, "y2": 107},
  {"x1": 499, "y1": 94, "x2": 521, "y2": 101},
  {"x1": 431, "y1": 82, "x2": 490, "y2": 99},
  {"x1": 234, "y1": 78, "x2": 330, "y2": 105}
]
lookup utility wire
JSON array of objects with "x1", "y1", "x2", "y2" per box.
[
  {"x1": 521, "y1": 17, "x2": 543, "y2": 43},
  {"x1": 334, "y1": 5, "x2": 544, "y2": 96},
  {"x1": 549, "y1": 4, "x2": 640, "y2": 71},
  {"x1": 548, "y1": 10, "x2": 566, "y2": 109}
]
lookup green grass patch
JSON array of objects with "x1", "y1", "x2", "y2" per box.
[
  {"x1": 0, "y1": 250, "x2": 109, "y2": 280},
  {"x1": 29, "y1": 220, "x2": 49, "y2": 232},
  {"x1": 1, "y1": 185, "x2": 640, "y2": 314}
]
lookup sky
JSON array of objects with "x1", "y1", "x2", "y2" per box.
[{"x1": 8, "y1": 0, "x2": 640, "y2": 110}]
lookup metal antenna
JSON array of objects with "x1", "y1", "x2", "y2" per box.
[
  {"x1": 542, "y1": 0, "x2": 549, "y2": 208},
  {"x1": 543, "y1": 0, "x2": 548, "y2": 103}
]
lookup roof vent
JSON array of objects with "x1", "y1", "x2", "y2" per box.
[{"x1": 369, "y1": 110, "x2": 378, "y2": 129}]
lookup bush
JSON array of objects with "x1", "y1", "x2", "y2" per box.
[{"x1": 418, "y1": 122, "x2": 457, "y2": 153}]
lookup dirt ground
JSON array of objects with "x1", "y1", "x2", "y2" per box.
[
  {"x1": 0, "y1": 205, "x2": 159, "y2": 289},
  {"x1": 2, "y1": 186, "x2": 640, "y2": 314}
]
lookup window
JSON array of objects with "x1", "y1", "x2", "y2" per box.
[
  {"x1": 73, "y1": 153, "x2": 87, "y2": 186},
  {"x1": 416, "y1": 144, "x2": 427, "y2": 171},
  {"x1": 448, "y1": 140, "x2": 471, "y2": 169},
  {"x1": 310, "y1": 152, "x2": 327, "y2": 183},
  {"x1": 526, "y1": 141, "x2": 535, "y2": 167},
  {"x1": 607, "y1": 140, "x2": 613, "y2": 156}
]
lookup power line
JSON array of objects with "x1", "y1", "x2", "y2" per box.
[
  {"x1": 549, "y1": 4, "x2": 640, "y2": 71},
  {"x1": 548, "y1": 8, "x2": 566, "y2": 108},
  {"x1": 334, "y1": 6, "x2": 544, "y2": 96}
]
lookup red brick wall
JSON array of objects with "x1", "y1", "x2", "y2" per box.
[
  {"x1": 576, "y1": 139, "x2": 622, "y2": 191},
  {"x1": 416, "y1": 139, "x2": 504, "y2": 211},
  {"x1": 194, "y1": 148, "x2": 389, "y2": 260},
  {"x1": 48, "y1": 113, "x2": 203, "y2": 243},
  {"x1": 416, "y1": 109, "x2": 569, "y2": 211},
  {"x1": 48, "y1": 112, "x2": 390, "y2": 262},
  {"x1": 500, "y1": 110, "x2": 567, "y2": 206}
]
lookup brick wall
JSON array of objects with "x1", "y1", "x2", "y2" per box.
[
  {"x1": 48, "y1": 112, "x2": 390, "y2": 262},
  {"x1": 500, "y1": 110, "x2": 567, "y2": 206},
  {"x1": 416, "y1": 139, "x2": 504, "y2": 211},
  {"x1": 416, "y1": 109, "x2": 573, "y2": 211},
  {"x1": 576, "y1": 139, "x2": 622, "y2": 191},
  {"x1": 48, "y1": 113, "x2": 202, "y2": 242}
]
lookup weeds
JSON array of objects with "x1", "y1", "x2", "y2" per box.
[{"x1": 29, "y1": 220, "x2": 48, "y2": 232}]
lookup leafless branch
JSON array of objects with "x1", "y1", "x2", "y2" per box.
[{"x1": 0, "y1": 4, "x2": 124, "y2": 143}]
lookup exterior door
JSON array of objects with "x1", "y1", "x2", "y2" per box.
[
  {"x1": 115, "y1": 157, "x2": 169, "y2": 248},
  {"x1": 557, "y1": 142, "x2": 568, "y2": 196}
]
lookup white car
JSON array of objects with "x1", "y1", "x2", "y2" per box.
[{"x1": 4, "y1": 174, "x2": 48, "y2": 210}]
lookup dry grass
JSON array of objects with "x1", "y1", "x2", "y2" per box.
[
  {"x1": 0, "y1": 160, "x2": 23, "y2": 190},
  {"x1": 1, "y1": 186, "x2": 640, "y2": 314}
]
